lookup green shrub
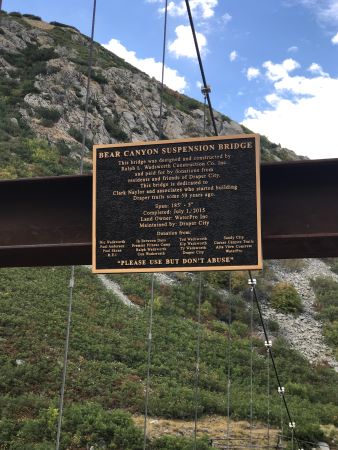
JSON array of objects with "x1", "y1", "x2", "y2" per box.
[
  {"x1": 35, "y1": 107, "x2": 61, "y2": 127},
  {"x1": 91, "y1": 70, "x2": 108, "y2": 85},
  {"x1": 231, "y1": 271, "x2": 248, "y2": 294},
  {"x1": 280, "y1": 259, "x2": 306, "y2": 273},
  {"x1": 68, "y1": 126, "x2": 92, "y2": 149},
  {"x1": 270, "y1": 282, "x2": 302, "y2": 314},
  {"x1": 151, "y1": 435, "x2": 211, "y2": 449},
  {"x1": 9, "y1": 12, "x2": 22, "y2": 18},
  {"x1": 104, "y1": 116, "x2": 128, "y2": 141},
  {"x1": 23, "y1": 14, "x2": 42, "y2": 21},
  {"x1": 324, "y1": 258, "x2": 338, "y2": 275},
  {"x1": 49, "y1": 21, "x2": 80, "y2": 32}
]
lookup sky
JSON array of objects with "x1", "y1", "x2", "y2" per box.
[{"x1": 4, "y1": 0, "x2": 338, "y2": 159}]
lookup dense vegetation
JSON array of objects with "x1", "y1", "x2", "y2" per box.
[
  {"x1": 0, "y1": 267, "x2": 337, "y2": 448},
  {"x1": 311, "y1": 276, "x2": 338, "y2": 359}
]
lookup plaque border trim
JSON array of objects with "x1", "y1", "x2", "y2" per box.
[{"x1": 92, "y1": 134, "x2": 262, "y2": 273}]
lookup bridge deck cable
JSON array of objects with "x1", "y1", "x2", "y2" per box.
[{"x1": 56, "y1": 1, "x2": 97, "y2": 449}]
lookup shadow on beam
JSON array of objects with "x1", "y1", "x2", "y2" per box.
[{"x1": 1, "y1": 159, "x2": 338, "y2": 267}]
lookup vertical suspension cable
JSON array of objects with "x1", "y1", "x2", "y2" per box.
[
  {"x1": 203, "y1": 93, "x2": 207, "y2": 135},
  {"x1": 266, "y1": 343, "x2": 271, "y2": 449},
  {"x1": 55, "y1": 3, "x2": 97, "y2": 449},
  {"x1": 143, "y1": 4, "x2": 168, "y2": 447},
  {"x1": 250, "y1": 282, "x2": 254, "y2": 448},
  {"x1": 193, "y1": 273, "x2": 203, "y2": 449},
  {"x1": 158, "y1": 0, "x2": 168, "y2": 138},
  {"x1": 56, "y1": 266, "x2": 74, "y2": 450},
  {"x1": 80, "y1": 0, "x2": 97, "y2": 175},
  {"x1": 143, "y1": 274, "x2": 155, "y2": 450},
  {"x1": 280, "y1": 392, "x2": 284, "y2": 447},
  {"x1": 226, "y1": 273, "x2": 232, "y2": 449},
  {"x1": 185, "y1": 0, "x2": 218, "y2": 135}
]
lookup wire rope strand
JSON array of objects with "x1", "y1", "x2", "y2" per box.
[
  {"x1": 143, "y1": 274, "x2": 155, "y2": 450},
  {"x1": 79, "y1": 0, "x2": 97, "y2": 175},
  {"x1": 55, "y1": 2, "x2": 97, "y2": 449},
  {"x1": 184, "y1": 0, "x2": 218, "y2": 136},
  {"x1": 56, "y1": 266, "x2": 75, "y2": 450},
  {"x1": 143, "y1": 4, "x2": 168, "y2": 447},
  {"x1": 291, "y1": 427, "x2": 294, "y2": 450},
  {"x1": 193, "y1": 272, "x2": 203, "y2": 449},
  {"x1": 227, "y1": 273, "x2": 232, "y2": 448},
  {"x1": 250, "y1": 283, "x2": 254, "y2": 448},
  {"x1": 158, "y1": 0, "x2": 168, "y2": 138},
  {"x1": 203, "y1": 94, "x2": 207, "y2": 135},
  {"x1": 266, "y1": 340, "x2": 271, "y2": 449}
]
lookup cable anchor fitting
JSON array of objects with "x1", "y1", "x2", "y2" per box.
[
  {"x1": 289, "y1": 422, "x2": 296, "y2": 429},
  {"x1": 201, "y1": 85, "x2": 211, "y2": 96},
  {"x1": 278, "y1": 386, "x2": 285, "y2": 395},
  {"x1": 248, "y1": 278, "x2": 257, "y2": 288},
  {"x1": 264, "y1": 340, "x2": 272, "y2": 348}
]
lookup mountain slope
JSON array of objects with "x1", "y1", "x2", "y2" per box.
[{"x1": 0, "y1": 11, "x2": 304, "y2": 180}]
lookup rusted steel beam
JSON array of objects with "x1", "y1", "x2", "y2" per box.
[{"x1": 0, "y1": 159, "x2": 337, "y2": 267}]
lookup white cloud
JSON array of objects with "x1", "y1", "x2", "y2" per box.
[
  {"x1": 263, "y1": 58, "x2": 300, "y2": 81},
  {"x1": 242, "y1": 58, "x2": 338, "y2": 159},
  {"x1": 318, "y1": 0, "x2": 338, "y2": 23},
  {"x1": 287, "y1": 46, "x2": 299, "y2": 53},
  {"x1": 229, "y1": 50, "x2": 238, "y2": 62},
  {"x1": 331, "y1": 31, "x2": 338, "y2": 43},
  {"x1": 103, "y1": 38, "x2": 187, "y2": 92},
  {"x1": 164, "y1": 0, "x2": 218, "y2": 19},
  {"x1": 246, "y1": 67, "x2": 260, "y2": 80},
  {"x1": 308, "y1": 62, "x2": 328, "y2": 76},
  {"x1": 294, "y1": 0, "x2": 338, "y2": 24},
  {"x1": 168, "y1": 25, "x2": 207, "y2": 59},
  {"x1": 221, "y1": 13, "x2": 232, "y2": 24}
]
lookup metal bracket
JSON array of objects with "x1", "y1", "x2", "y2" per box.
[{"x1": 201, "y1": 85, "x2": 211, "y2": 95}]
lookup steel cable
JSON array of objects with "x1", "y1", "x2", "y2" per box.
[
  {"x1": 227, "y1": 274, "x2": 232, "y2": 448},
  {"x1": 193, "y1": 273, "x2": 203, "y2": 449},
  {"x1": 143, "y1": 3, "x2": 168, "y2": 445},
  {"x1": 184, "y1": 0, "x2": 218, "y2": 135},
  {"x1": 143, "y1": 275, "x2": 155, "y2": 450},
  {"x1": 158, "y1": 0, "x2": 168, "y2": 138},
  {"x1": 250, "y1": 284, "x2": 254, "y2": 447},
  {"x1": 55, "y1": 2, "x2": 97, "y2": 449}
]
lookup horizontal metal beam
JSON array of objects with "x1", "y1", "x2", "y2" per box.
[{"x1": 1, "y1": 158, "x2": 338, "y2": 267}]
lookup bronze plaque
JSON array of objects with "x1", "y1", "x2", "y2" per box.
[{"x1": 92, "y1": 135, "x2": 262, "y2": 273}]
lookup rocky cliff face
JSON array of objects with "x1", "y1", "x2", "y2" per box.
[{"x1": 0, "y1": 11, "x2": 303, "y2": 179}]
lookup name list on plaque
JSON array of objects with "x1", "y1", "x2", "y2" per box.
[{"x1": 92, "y1": 135, "x2": 262, "y2": 273}]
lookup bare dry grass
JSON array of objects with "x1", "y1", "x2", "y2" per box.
[{"x1": 134, "y1": 415, "x2": 279, "y2": 447}]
